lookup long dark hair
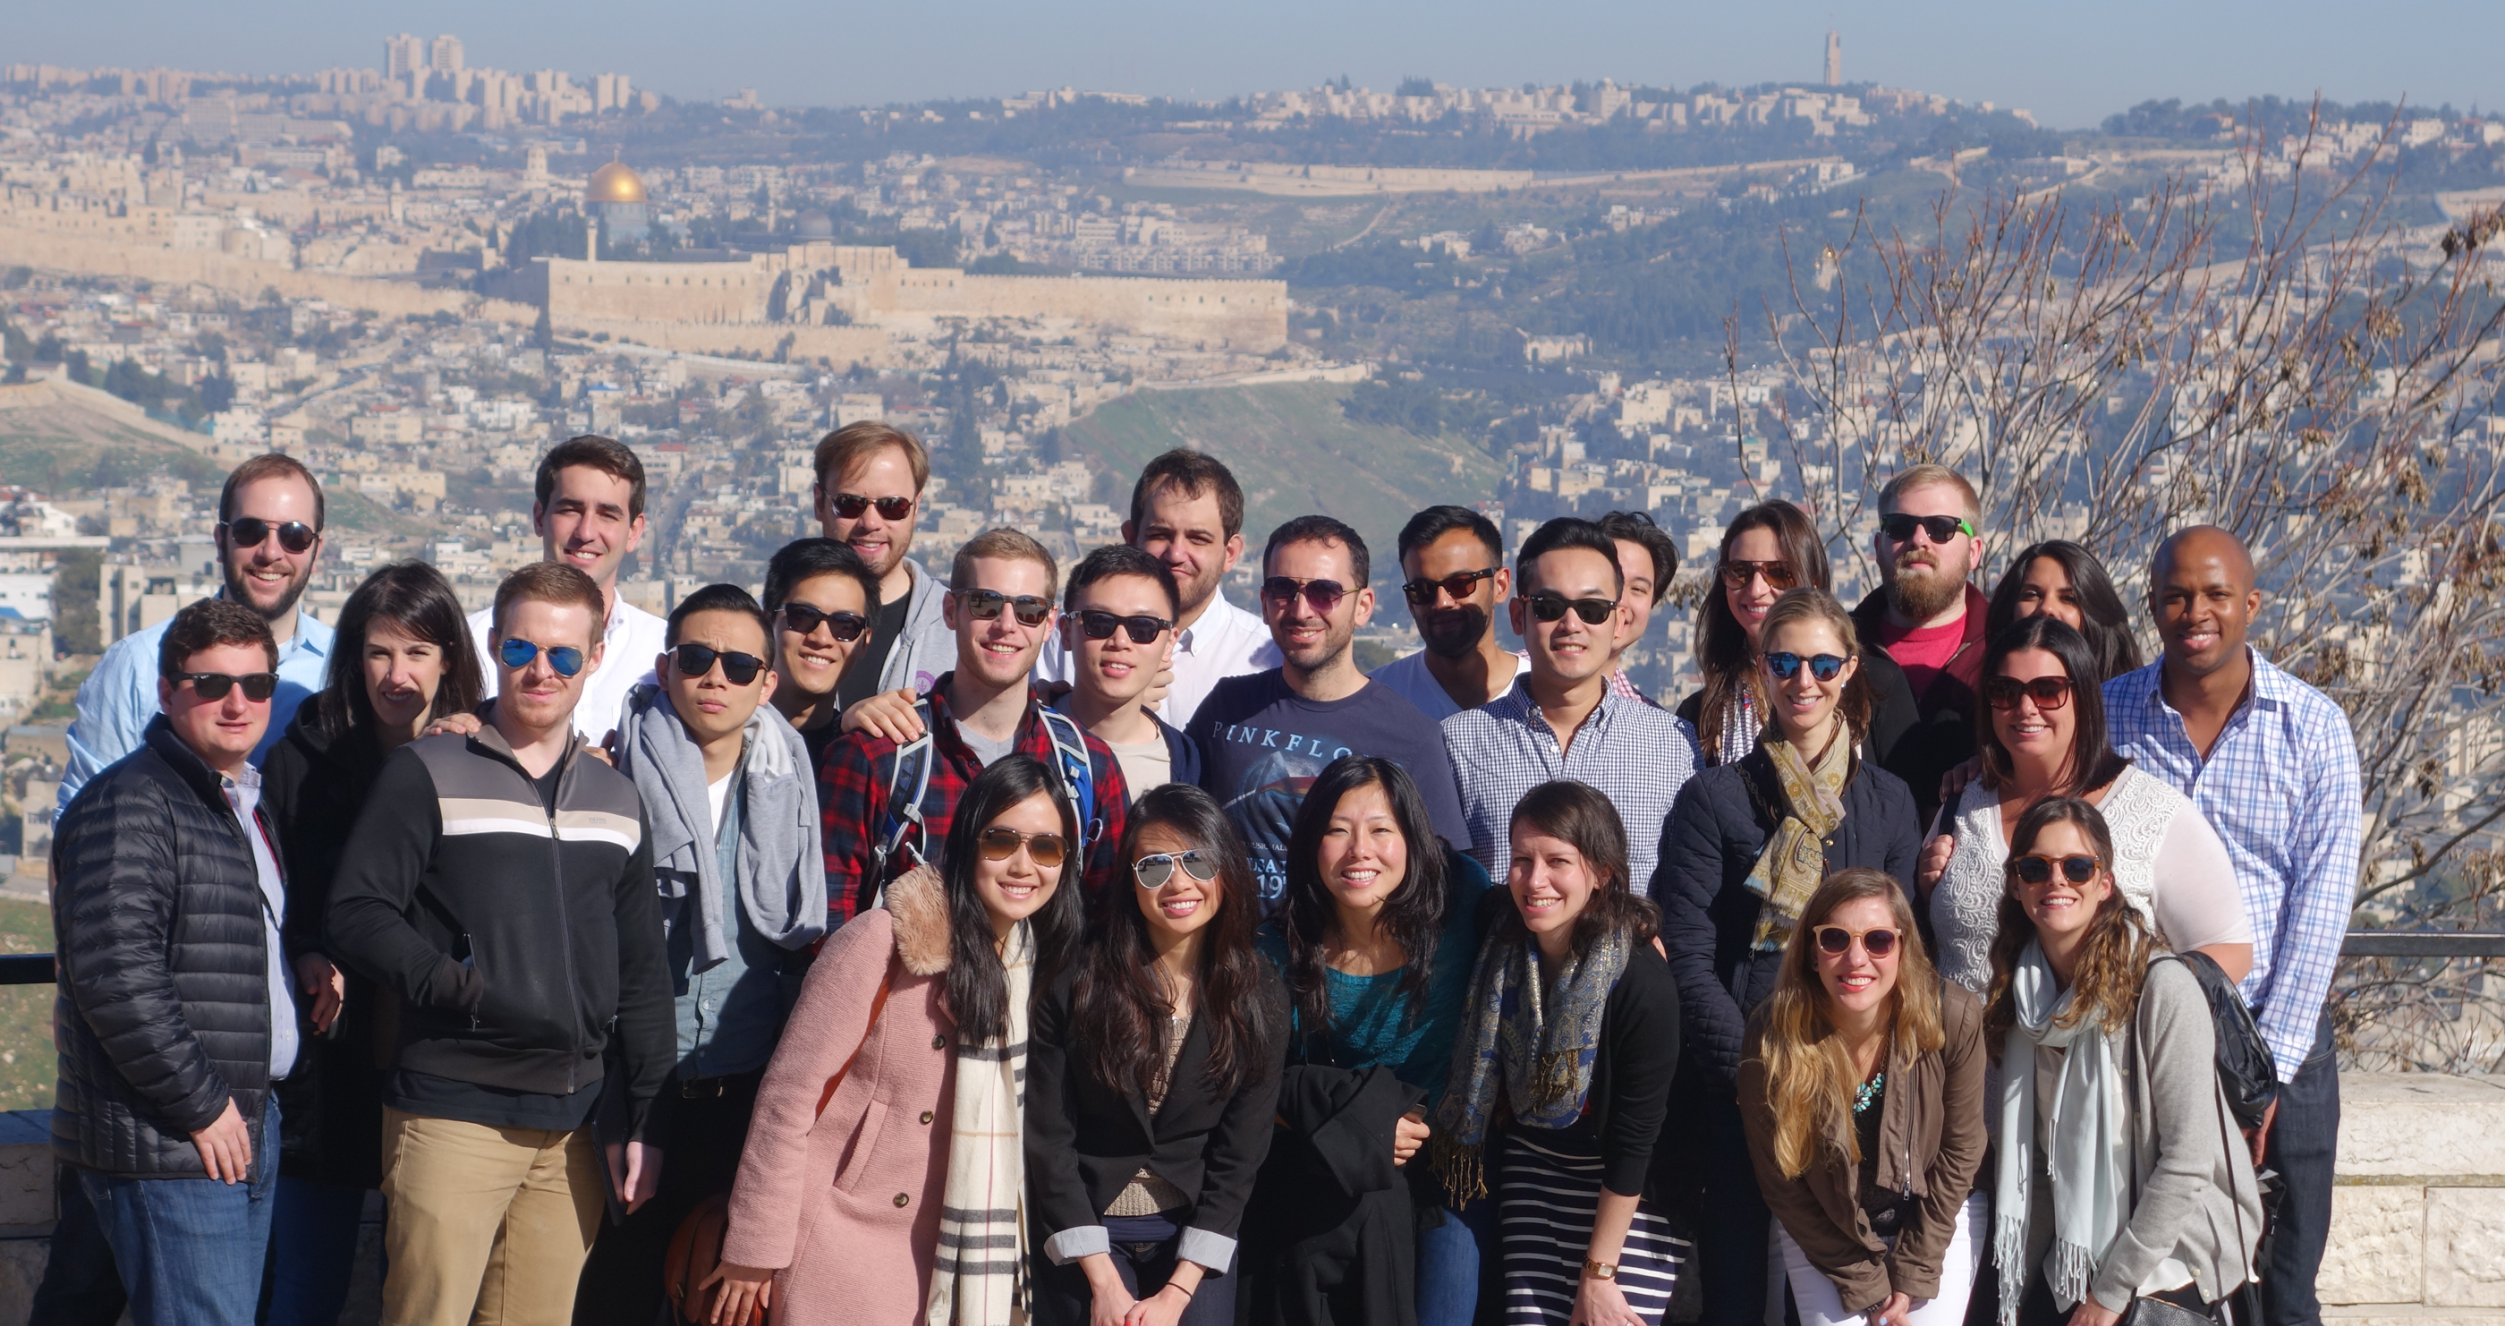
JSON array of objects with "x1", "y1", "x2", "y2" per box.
[
  {"x1": 1493, "y1": 780, "x2": 1658, "y2": 957},
  {"x1": 312, "y1": 561, "x2": 483, "y2": 739},
  {"x1": 1277, "y1": 756, "x2": 1449, "y2": 1036},
  {"x1": 1985, "y1": 540, "x2": 2144, "y2": 683},
  {"x1": 1974, "y1": 615, "x2": 2130, "y2": 798},
  {"x1": 1695, "y1": 501, "x2": 1832, "y2": 760},
  {"x1": 1072, "y1": 783, "x2": 1277, "y2": 1099},
  {"x1": 941, "y1": 755, "x2": 1084, "y2": 1047},
  {"x1": 1983, "y1": 796, "x2": 2153, "y2": 1050}
]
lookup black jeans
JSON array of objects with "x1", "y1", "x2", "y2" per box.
[
  {"x1": 1695, "y1": 1090, "x2": 1773, "y2": 1326},
  {"x1": 2259, "y1": 1013, "x2": 2339, "y2": 1326},
  {"x1": 571, "y1": 1069, "x2": 763, "y2": 1326},
  {"x1": 1034, "y1": 1213, "x2": 1236, "y2": 1326},
  {"x1": 2017, "y1": 1273, "x2": 2212, "y2": 1326}
]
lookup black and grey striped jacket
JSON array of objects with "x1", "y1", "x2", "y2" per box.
[{"x1": 325, "y1": 716, "x2": 673, "y2": 1137}]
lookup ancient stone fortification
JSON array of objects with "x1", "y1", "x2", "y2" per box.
[{"x1": 562, "y1": 316, "x2": 893, "y2": 366}]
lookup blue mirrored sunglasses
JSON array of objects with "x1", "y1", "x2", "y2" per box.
[
  {"x1": 497, "y1": 636, "x2": 586, "y2": 677},
  {"x1": 1763, "y1": 651, "x2": 1848, "y2": 682}
]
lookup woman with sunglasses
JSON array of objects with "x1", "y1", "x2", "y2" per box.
[
  {"x1": 1436, "y1": 779, "x2": 1683, "y2": 1326},
  {"x1": 1028, "y1": 783, "x2": 1286, "y2": 1326},
  {"x1": 1740, "y1": 870, "x2": 1988, "y2": 1326},
  {"x1": 1248, "y1": 755, "x2": 1492, "y2": 1326},
  {"x1": 1917, "y1": 616, "x2": 2249, "y2": 997},
  {"x1": 258, "y1": 561, "x2": 483, "y2": 1326},
  {"x1": 708, "y1": 754, "x2": 1083, "y2": 1325},
  {"x1": 1982, "y1": 541, "x2": 2143, "y2": 686},
  {"x1": 1659, "y1": 587, "x2": 1920, "y2": 1326},
  {"x1": 1677, "y1": 502, "x2": 1919, "y2": 768},
  {"x1": 1983, "y1": 799, "x2": 2263, "y2": 1326}
]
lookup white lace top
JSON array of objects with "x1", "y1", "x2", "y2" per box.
[{"x1": 1926, "y1": 764, "x2": 2253, "y2": 993}]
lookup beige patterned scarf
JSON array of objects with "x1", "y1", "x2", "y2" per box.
[
  {"x1": 1744, "y1": 730, "x2": 1849, "y2": 952},
  {"x1": 926, "y1": 921, "x2": 1033, "y2": 1325}
]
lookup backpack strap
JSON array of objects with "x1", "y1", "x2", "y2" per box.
[
  {"x1": 870, "y1": 700, "x2": 938, "y2": 893},
  {"x1": 1035, "y1": 706, "x2": 1102, "y2": 848}
]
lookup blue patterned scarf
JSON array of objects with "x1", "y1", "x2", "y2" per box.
[{"x1": 1431, "y1": 923, "x2": 1631, "y2": 1203}]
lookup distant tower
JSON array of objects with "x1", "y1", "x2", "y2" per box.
[
  {"x1": 430, "y1": 35, "x2": 464, "y2": 76},
  {"x1": 385, "y1": 33, "x2": 426, "y2": 80},
  {"x1": 1824, "y1": 31, "x2": 1842, "y2": 87}
]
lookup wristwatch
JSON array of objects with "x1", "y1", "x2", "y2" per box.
[{"x1": 1582, "y1": 1258, "x2": 1620, "y2": 1281}]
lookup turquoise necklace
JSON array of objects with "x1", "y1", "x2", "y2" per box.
[{"x1": 1853, "y1": 1070, "x2": 1885, "y2": 1115}]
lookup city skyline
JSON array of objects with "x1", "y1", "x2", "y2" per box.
[{"x1": 7, "y1": 0, "x2": 2501, "y2": 131}]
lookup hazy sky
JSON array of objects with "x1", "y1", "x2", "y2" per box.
[{"x1": 14, "y1": 0, "x2": 2502, "y2": 130}]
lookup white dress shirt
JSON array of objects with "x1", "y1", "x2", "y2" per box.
[
  {"x1": 468, "y1": 595, "x2": 668, "y2": 745},
  {"x1": 1367, "y1": 647, "x2": 1531, "y2": 723}
]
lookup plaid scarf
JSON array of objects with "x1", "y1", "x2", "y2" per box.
[
  {"x1": 926, "y1": 922, "x2": 1033, "y2": 1325},
  {"x1": 1744, "y1": 731, "x2": 1849, "y2": 952},
  {"x1": 1431, "y1": 924, "x2": 1632, "y2": 1205}
]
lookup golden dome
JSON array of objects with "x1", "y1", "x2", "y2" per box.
[{"x1": 586, "y1": 161, "x2": 647, "y2": 204}]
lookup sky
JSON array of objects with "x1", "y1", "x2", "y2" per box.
[{"x1": 12, "y1": 0, "x2": 2503, "y2": 131}]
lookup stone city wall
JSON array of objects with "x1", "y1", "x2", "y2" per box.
[
  {"x1": 0, "y1": 219, "x2": 536, "y2": 326},
  {"x1": 560, "y1": 316, "x2": 893, "y2": 368}
]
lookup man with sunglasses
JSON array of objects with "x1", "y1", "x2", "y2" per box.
[
  {"x1": 2104, "y1": 526, "x2": 2361, "y2": 1326},
  {"x1": 1852, "y1": 464, "x2": 1990, "y2": 828},
  {"x1": 760, "y1": 538, "x2": 882, "y2": 785},
  {"x1": 1190, "y1": 515, "x2": 1468, "y2": 906},
  {"x1": 811, "y1": 421, "x2": 958, "y2": 713},
  {"x1": 1444, "y1": 517, "x2": 1700, "y2": 890},
  {"x1": 578, "y1": 583, "x2": 827, "y2": 1324},
  {"x1": 61, "y1": 453, "x2": 335, "y2": 812},
  {"x1": 46, "y1": 600, "x2": 300, "y2": 1326},
  {"x1": 1051, "y1": 544, "x2": 1199, "y2": 796},
  {"x1": 328, "y1": 562, "x2": 673, "y2": 1326},
  {"x1": 1369, "y1": 504, "x2": 1529, "y2": 721},
  {"x1": 463, "y1": 435, "x2": 670, "y2": 748},
  {"x1": 818, "y1": 528, "x2": 1130, "y2": 925}
]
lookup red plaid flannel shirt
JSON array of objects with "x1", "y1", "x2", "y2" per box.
[{"x1": 816, "y1": 677, "x2": 1131, "y2": 926}]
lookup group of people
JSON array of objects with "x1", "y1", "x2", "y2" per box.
[{"x1": 35, "y1": 423, "x2": 2360, "y2": 1326}]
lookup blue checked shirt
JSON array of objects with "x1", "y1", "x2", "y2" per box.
[
  {"x1": 1442, "y1": 678, "x2": 1701, "y2": 889},
  {"x1": 2105, "y1": 650, "x2": 2363, "y2": 1081}
]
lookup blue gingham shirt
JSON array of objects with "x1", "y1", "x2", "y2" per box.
[
  {"x1": 2105, "y1": 650, "x2": 2362, "y2": 1081},
  {"x1": 1442, "y1": 677, "x2": 1701, "y2": 889}
]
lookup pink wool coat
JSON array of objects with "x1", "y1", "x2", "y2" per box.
[{"x1": 723, "y1": 865, "x2": 957, "y2": 1325}]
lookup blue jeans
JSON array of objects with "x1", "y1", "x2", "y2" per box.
[
  {"x1": 1417, "y1": 1196, "x2": 1493, "y2": 1326},
  {"x1": 265, "y1": 1176, "x2": 373, "y2": 1326},
  {"x1": 2260, "y1": 1012, "x2": 2339, "y2": 1326},
  {"x1": 75, "y1": 1095, "x2": 281, "y2": 1326}
]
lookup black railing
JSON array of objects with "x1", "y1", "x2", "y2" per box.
[{"x1": 0, "y1": 954, "x2": 54, "y2": 985}]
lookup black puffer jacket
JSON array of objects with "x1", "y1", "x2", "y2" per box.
[
  {"x1": 51, "y1": 716, "x2": 281, "y2": 1178},
  {"x1": 1651, "y1": 745, "x2": 1919, "y2": 1093}
]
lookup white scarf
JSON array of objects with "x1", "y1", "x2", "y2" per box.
[
  {"x1": 926, "y1": 922, "x2": 1033, "y2": 1326},
  {"x1": 1993, "y1": 940, "x2": 2132, "y2": 1324}
]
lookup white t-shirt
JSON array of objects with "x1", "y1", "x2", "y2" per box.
[
  {"x1": 1367, "y1": 647, "x2": 1530, "y2": 723},
  {"x1": 468, "y1": 594, "x2": 668, "y2": 746},
  {"x1": 1107, "y1": 735, "x2": 1174, "y2": 798},
  {"x1": 706, "y1": 771, "x2": 734, "y2": 841}
]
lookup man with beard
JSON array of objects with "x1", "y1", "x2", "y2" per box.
[
  {"x1": 1190, "y1": 515, "x2": 1469, "y2": 907},
  {"x1": 60, "y1": 454, "x2": 335, "y2": 811},
  {"x1": 1369, "y1": 504, "x2": 1527, "y2": 721},
  {"x1": 1850, "y1": 464, "x2": 1989, "y2": 828}
]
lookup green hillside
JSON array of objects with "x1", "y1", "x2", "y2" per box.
[{"x1": 1060, "y1": 380, "x2": 1504, "y2": 581}]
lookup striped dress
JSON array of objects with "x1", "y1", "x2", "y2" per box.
[{"x1": 1499, "y1": 1128, "x2": 1689, "y2": 1325}]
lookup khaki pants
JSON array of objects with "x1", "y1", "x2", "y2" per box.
[{"x1": 379, "y1": 1107, "x2": 604, "y2": 1326}]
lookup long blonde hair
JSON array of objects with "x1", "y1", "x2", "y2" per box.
[{"x1": 1756, "y1": 869, "x2": 1945, "y2": 1179}]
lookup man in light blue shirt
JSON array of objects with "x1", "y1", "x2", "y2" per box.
[{"x1": 59, "y1": 455, "x2": 334, "y2": 813}]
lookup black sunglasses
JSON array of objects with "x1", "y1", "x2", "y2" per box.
[
  {"x1": 221, "y1": 517, "x2": 317, "y2": 554},
  {"x1": 1262, "y1": 576, "x2": 1349, "y2": 614},
  {"x1": 828, "y1": 492, "x2": 914, "y2": 521},
  {"x1": 178, "y1": 671, "x2": 279, "y2": 702},
  {"x1": 1402, "y1": 567, "x2": 1499, "y2": 606},
  {"x1": 1077, "y1": 609, "x2": 1171, "y2": 644},
  {"x1": 1878, "y1": 513, "x2": 1976, "y2": 544},
  {"x1": 779, "y1": 602, "x2": 869, "y2": 642},
  {"x1": 1814, "y1": 925, "x2": 1900, "y2": 958},
  {"x1": 1525, "y1": 592, "x2": 1617, "y2": 625},
  {"x1": 673, "y1": 643, "x2": 766, "y2": 686},
  {"x1": 2012, "y1": 854, "x2": 2102, "y2": 886},
  {"x1": 1985, "y1": 675, "x2": 2074, "y2": 711},
  {"x1": 955, "y1": 588, "x2": 1053, "y2": 626},
  {"x1": 1764, "y1": 651, "x2": 1849, "y2": 681}
]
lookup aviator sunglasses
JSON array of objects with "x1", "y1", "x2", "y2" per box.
[
  {"x1": 1764, "y1": 651, "x2": 1849, "y2": 681},
  {"x1": 1402, "y1": 567, "x2": 1500, "y2": 606},
  {"x1": 1077, "y1": 609, "x2": 1172, "y2": 644},
  {"x1": 979, "y1": 826, "x2": 1067, "y2": 869},
  {"x1": 178, "y1": 671, "x2": 279, "y2": 702},
  {"x1": 1525, "y1": 592, "x2": 1618, "y2": 625},
  {"x1": 779, "y1": 602, "x2": 869, "y2": 642},
  {"x1": 955, "y1": 588, "x2": 1053, "y2": 626},
  {"x1": 827, "y1": 492, "x2": 914, "y2": 521},
  {"x1": 497, "y1": 637, "x2": 586, "y2": 677},
  {"x1": 220, "y1": 516, "x2": 318, "y2": 554},
  {"x1": 2012, "y1": 853, "x2": 2102, "y2": 886},
  {"x1": 1814, "y1": 925, "x2": 1900, "y2": 958},
  {"x1": 1135, "y1": 849, "x2": 1221, "y2": 890},
  {"x1": 1718, "y1": 558, "x2": 1799, "y2": 591},
  {"x1": 673, "y1": 643, "x2": 766, "y2": 686}
]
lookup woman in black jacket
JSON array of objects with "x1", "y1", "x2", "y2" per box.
[
  {"x1": 1436, "y1": 780, "x2": 1683, "y2": 1326},
  {"x1": 257, "y1": 562, "x2": 481, "y2": 1326},
  {"x1": 1029, "y1": 782, "x2": 1289, "y2": 1326},
  {"x1": 1656, "y1": 586, "x2": 1921, "y2": 1326}
]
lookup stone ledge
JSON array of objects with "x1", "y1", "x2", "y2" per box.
[{"x1": 2325, "y1": 1075, "x2": 2505, "y2": 1312}]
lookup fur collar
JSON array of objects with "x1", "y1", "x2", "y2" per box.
[{"x1": 885, "y1": 865, "x2": 952, "y2": 976}]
